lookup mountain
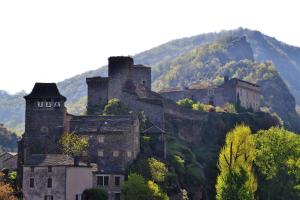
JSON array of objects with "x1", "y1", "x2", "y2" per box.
[{"x1": 1, "y1": 28, "x2": 300, "y2": 133}]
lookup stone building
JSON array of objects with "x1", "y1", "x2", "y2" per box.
[
  {"x1": 18, "y1": 56, "x2": 168, "y2": 200},
  {"x1": 159, "y1": 76, "x2": 261, "y2": 111},
  {"x1": 22, "y1": 154, "x2": 95, "y2": 200},
  {"x1": 0, "y1": 152, "x2": 17, "y2": 170},
  {"x1": 87, "y1": 56, "x2": 164, "y2": 130}
]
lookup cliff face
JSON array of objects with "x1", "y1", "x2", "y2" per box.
[
  {"x1": 151, "y1": 36, "x2": 300, "y2": 132},
  {"x1": 164, "y1": 101, "x2": 280, "y2": 199}
]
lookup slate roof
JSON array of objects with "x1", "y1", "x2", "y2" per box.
[
  {"x1": 143, "y1": 125, "x2": 165, "y2": 134},
  {"x1": 24, "y1": 154, "x2": 87, "y2": 167},
  {"x1": 69, "y1": 115, "x2": 135, "y2": 134},
  {"x1": 24, "y1": 83, "x2": 66, "y2": 100},
  {"x1": 0, "y1": 152, "x2": 17, "y2": 158}
]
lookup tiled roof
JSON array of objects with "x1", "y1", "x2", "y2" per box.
[
  {"x1": 143, "y1": 125, "x2": 165, "y2": 134},
  {"x1": 24, "y1": 83, "x2": 66, "y2": 100},
  {"x1": 24, "y1": 154, "x2": 86, "y2": 167},
  {"x1": 69, "y1": 115, "x2": 135, "y2": 134}
]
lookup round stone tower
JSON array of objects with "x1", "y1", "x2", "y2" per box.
[{"x1": 108, "y1": 56, "x2": 134, "y2": 99}]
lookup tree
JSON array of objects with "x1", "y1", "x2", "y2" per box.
[
  {"x1": 192, "y1": 102, "x2": 204, "y2": 112},
  {"x1": 122, "y1": 173, "x2": 152, "y2": 200},
  {"x1": 60, "y1": 132, "x2": 88, "y2": 156},
  {"x1": 103, "y1": 98, "x2": 130, "y2": 115},
  {"x1": 147, "y1": 180, "x2": 169, "y2": 200},
  {"x1": 224, "y1": 103, "x2": 236, "y2": 113},
  {"x1": 82, "y1": 188, "x2": 108, "y2": 200},
  {"x1": 254, "y1": 127, "x2": 300, "y2": 199},
  {"x1": 176, "y1": 98, "x2": 195, "y2": 109},
  {"x1": 0, "y1": 172, "x2": 17, "y2": 200},
  {"x1": 148, "y1": 158, "x2": 168, "y2": 183},
  {"x1": 122, "y1": 173, "x2": 169, "y2": 200},
  {"x1": 216, "y1": 124, "x2": 257, "y2": 200}
]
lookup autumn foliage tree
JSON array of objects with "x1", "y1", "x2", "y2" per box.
[
  {"x1": 216, "y1": 124, "x2": 257, "y2": 200},
  {"x1": 60, "y1": 132, "x2": 88, "y2": 156},
  {"x1": 0, "y1": 172, "x2": 17, "y2": 200}
]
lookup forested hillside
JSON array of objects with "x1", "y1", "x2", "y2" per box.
[{"x1": 1, "y1": 28, "x2": 300, "y2": 134}]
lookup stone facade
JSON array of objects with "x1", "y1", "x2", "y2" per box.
[
  {"x1": 160, "y1": 77, "x2": 261, "y2": 111},
  {"x1": 0, "y1": 152, "x2": 17, "y2": 170},
  {"x1": 87, "y1": 56, "x2": 164, "y2": 130},
  {"x1": 22, "y1": 154, "x2": 94, "y2": 200},
  {"x1": 86, "y1": 77, "x2": 109, "y2": 114},
  {"x1": 23, "y1": 83, "x2": 67, "y2": 156},
  {"x1": 68, "y1": 115, "x2": 140, "y2": 172}
]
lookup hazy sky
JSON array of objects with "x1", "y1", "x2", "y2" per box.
[{"x1": 1, "y1": 0, "x2": 300, "y2": 94}]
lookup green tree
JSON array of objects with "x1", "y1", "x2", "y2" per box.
[
  {"x1": 192, "y1": 102, "x2": 204, "y2": 112},
  {"x1": 147, "y1": 180, "x2": 169, "y2": 200},
  {"x1": 176, "y1": 98, "x2": 195, "y2": 109},
  {"x1": 224, "y1": 102, "x2": 236, "y2": 113},
  {"x1": 60, "y1": 132, "x2": 88, "y2": 156},
  {"x1": 122, "y1": 173, "x2": 169, "y2": 200},
  {"x1": 254, "y1": 127, "x2": 300, "y2": 199},
  {"x1": 148, "y1": 158, "x2": 168, "y2": 183},
  {"x1": 122, "y1": 173, "x2": 153, "y2": 200},
  {"x1": 82, "y1": 188, "x2": 108, "y2": 200},
  {"x1": 103, "y1": 98, "x2": 130, "y2": 115},
  {"x1": 216, "y1": 124, "x2": 257, "y2": 200}
]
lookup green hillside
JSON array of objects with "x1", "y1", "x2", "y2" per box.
[{"x1": 1, "y1": 28, "x2": 300, "y2": 136}]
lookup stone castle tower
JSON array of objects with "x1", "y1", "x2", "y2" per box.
[
  {"x1": 23, "y1": 83, "x2": 67, "y2": 156},
  {"x1": 87, "y1": 56, "x2": 152, "y2": 115}
]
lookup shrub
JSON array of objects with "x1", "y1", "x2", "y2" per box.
[
  {"x1": 176, "y1": 98, "x2": 195, "y2": 109},
  {"x1": 82, "y1": 188, "x2": 108, "y2": 200}
]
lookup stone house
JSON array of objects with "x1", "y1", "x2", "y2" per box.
[
  {"x1": 22, "y1": 154, "x2": 95, "y2": 200},
  {"x1": 159, "y1": 76, "x2": 261, "y2": 111},
  {"x1": 0, "y1": 152, "x2": 17, "y2": 170}
]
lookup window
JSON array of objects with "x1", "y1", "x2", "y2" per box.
[
  {"x1": 142, "y1": 80, "x2": 146, "y2": 85},
  {"x1": 30, "y1": 166, "x2": 34, "y2": 172},
  {"x1": 98, "y1": 150, "x2": 104, "y2": 157},
  {"x1": 37, "y1": 101, "x2": 43, "y2": 107},
  {"x1": 53, "y1": 102, "x2": 61, "y2": 108},
  {"x1": 98, "y1": 135, "x2": 105, "y2": 143},
  {"x1": 30, "y1": 178, "x2": 34, "y2": 188},
  {"x1": 47, "y1": 178, "x2": 52, "y2": 188},
  {"x1": 115, "y1": 176, "x2": 120, "y2": 186},
  {"x1": 97, "y1": 176, "x2": 109, "y2": 186},
  {"x1": 115, "y1": 193, "x2": 121, "y2": 200},
  {"x1": 127, "y1": 151, "x2": 132, "y2": 158},
  {"x1": 76, "y1": 194, "x2": 82, "y2": 200},
  {"x1": 44, "y1": 195, "x2": 53, "y2": 200},
  {"x1": 41, "y1": 126, "x2": 49, "y2": 133},
  {"x1": 113, "y1": 151, "x2": 119, "y2": 157},
  {"x1": 45, "y1": 102, "x2": 52, "y2": 108},
  {"x1": 48, "y1": 166, "x2": 52, "y2": 172}
]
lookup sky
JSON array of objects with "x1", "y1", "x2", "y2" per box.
[{"x1": 1, "y1": 0, "x2": 300, "y2": 94}]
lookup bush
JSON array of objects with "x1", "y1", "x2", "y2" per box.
[
  {"x1": 103, "y1": 98, "x2": 130, "y2": 115},
  {"x1": 82, "y1": 188, "x2": 108, "y2": 200},
  {"x1": 176, "y1": 98, "x2": 195, "y2": 109},
  {"x1": 224, "y1": 103, "x2": 236, "y2": 113},
  {"x1": 192, "y1": 102, "x2": 205, "y2": 112}
]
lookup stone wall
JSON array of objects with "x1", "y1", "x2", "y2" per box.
[
  {"x1": 108, "y1": 57, "x2": 133, "y2": 100},
  {"x1": 92, "y1": 173, "x2": 124, "y2": 200},
  {"x1": 87, "y1": 77, "x2": 109, "y2": 114},
  {"x1": 22, "y1": 166, "x2": 66, "y2": 200},
  {"x1": 68, "y1": 115, "x2": 140, "y2": 172},
  {"x1": 24, "y1": 98, "x2": 66, "y2": 156},
  {"x1": 130, "y1": 65, "x2": 151, "y2": 90}
]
